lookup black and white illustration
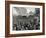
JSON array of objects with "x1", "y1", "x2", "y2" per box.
[
  {"x1": 10, "y1": 4, "x2": 42, "y2": 34},
  {"x1": 12, "y1": 7, "x2": 40, "y2": 31}
]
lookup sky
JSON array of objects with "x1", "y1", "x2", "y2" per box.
[{"x1": 12, "y1": 7, "x2": 36, "y2": 16}]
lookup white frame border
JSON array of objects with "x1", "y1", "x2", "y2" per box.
[{"x1": 10, "y1": 4, "x2": 43, "y2": 34}]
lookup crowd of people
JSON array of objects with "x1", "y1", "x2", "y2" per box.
[{"x1": 13, "y1": 16, "x2": 40, "y2": 31}]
